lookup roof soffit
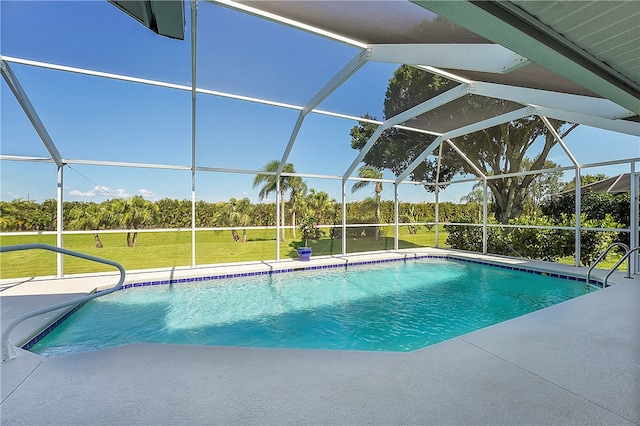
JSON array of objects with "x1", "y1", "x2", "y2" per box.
[{"x1": 413, "y1": 1, "x2": 639, "y2": 114}]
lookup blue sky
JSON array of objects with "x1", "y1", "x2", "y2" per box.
[{"x1": 2, "y1": 1, "x2": 639, "y2": 206}]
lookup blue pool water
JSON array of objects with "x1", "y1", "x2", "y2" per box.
[{"x1": 30, "y1": 259, "x2": 592, "y2": 356}]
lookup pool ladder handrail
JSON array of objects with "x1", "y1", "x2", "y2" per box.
[
  {"x1": 586, "y1": 242, "x2": 629, "y2": 287},
  {"x1": 1, "y1": 243, "x2": 126, "y2": 362},
  {"x1": 603, "y1": 246, "x2": 639, "y2": 288}
]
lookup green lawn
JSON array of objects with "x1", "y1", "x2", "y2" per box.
[
  {"x1": 4, "y1": 227, "x2": 627, "y2": 280},
  {"x1": 0, "y1": 226, "x2": 447, "y2": 279}
]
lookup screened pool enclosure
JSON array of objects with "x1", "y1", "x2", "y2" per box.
[{"x1": 1, "y1": 0, "x2": 639, "y2": 278}]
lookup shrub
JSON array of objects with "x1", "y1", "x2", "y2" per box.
[
  {"x1": 542, "y1": 192, "x2": 630, "y2": 245},
  {"x1": 445, "y1": 213, "x2": 622, "y2": 265},
  {"x1": 555, "y1": 213, "x2": 621, "y2": 266},
  {"x1": 507, "y1": 215, "x2": 562, "y2": 261},
  {"x1": 444, "y1": 222, "x2": 483, "y2": 252}
]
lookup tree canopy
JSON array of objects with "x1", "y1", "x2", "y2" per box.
[{"x1": 350, "y1": 65, "x2": 577, "y2": 223}]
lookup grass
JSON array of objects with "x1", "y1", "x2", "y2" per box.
[
  {"x1": 0, "y1": 226, "x2": 447, "y2": 279},
  {"x1": 3, "y1": 227, "x2": 628, "y2": 280}
]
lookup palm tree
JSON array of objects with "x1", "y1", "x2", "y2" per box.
[
  {"x1": 3, "y1": 198, "x2": 31, "y2": 231},
  {"x1": 304, "y1": 189, "x2": 336, "y2": 225},
  {"x1": 288, "y1": 179, "x2": 308, "y2": 239},
  {"x1": 68, "y1": 202, "x2": 106, "y2": 248},
  {"x1": 253, "y1": 160, "x2": 304, "y2": 241},
  {"x1": 0, "y1": 200, "x2": 17, "y2": 231},
  {"x1": 218, "y1": 197, "x2": 253, "y2": 242},
  {"x1": 0, "y1": 204, "x2": 9, "y2": 230},
  {"x1": 351, "y1": 165, "x2": 384, "y2": 240},
  {"x1": 112, "y1": 196, "x2": 158, "y2": 247}
]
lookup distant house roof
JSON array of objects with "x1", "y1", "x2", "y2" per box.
[
  {"x1": 560, "y1": 173, "x2": 631, "y2": 195},
  {"x1": 583, "y1": 173, "x2": 631, "y2": 194}
]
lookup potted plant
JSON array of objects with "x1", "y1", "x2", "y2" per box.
[{"x1": 298, "y1": 216, "x2": 319, "y2": 261}]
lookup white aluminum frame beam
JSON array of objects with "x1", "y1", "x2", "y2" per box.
[
  {"x1": 394, "y1": 107, "x2": 535, "y2": 184},
  {"x1": 343, "y1": 84, "x2": 470, "y2": 182},
  {"x1": 445, "y1": 139, "x2": 486, "y2": 179},
  {"x1": 337, "y1": 82, "x2": 467, "y2": 255},
  {"x1": 393, "y1": 136, "x2": 445, "y2": 185},
  {"x1": 63, "y1": 158, "x2": 191, "y2": 170},
  {"x1": 304, "y1": 50, "x2": 369, "y2": 116},
  {"x1": 631, "y1": 167, "x2": 638, "y2": 273},
  {"x1": 473, "y1": 81, "x2": 635, "y2": 120},
  {"x1": 445, "y1": 139, "x2": 488, "y2": 253},
  {"x1": 342, "y1": 125, "x2": 387, "y2": 182},
  {"x1": 434, "y1": 142, "x2": 444, "y2": 247},
  {"x1": 190, "y1": 0, "x2": 198, "y2": 268},
  {"x1": 415, "y1": 65, "x2": 472, "y2": 85},
  {"x1": 2, "y1": 55, "x2": 191, "y2": 91},
  {"x1": 369, "y1": 44, "x2": 528, "y2": 74},
  {"x1": 540, "y1": 115, "x2": 581, "y2": 267},
  {"x1": 539, "y1": 116, "x2": 580, "y2": 167},
  {"x1": 56, "y1": 166, "x2": 64, "y2": 276},
  {"x1": 207, "y1": 0, "x2": 367, "y2": 48},
  {"x1": 1, "y1": 60, "x2": 63, "y2": 167},
  {"x1": 277, "y1": 50, "x2": 369, "y2": 175},
  {"x1": 7, "y1": 55, "x2": 636, "y2": 139},
  {"x1": 533, "y1": 107, "x2": 640, "y2": 137},
  {"x1": 0, "y1": 155, "x2": 55, "y2": 163},
  {"x1": 275, "y1": 50, "x2": 369, "y2": 258}
]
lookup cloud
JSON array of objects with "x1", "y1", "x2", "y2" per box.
[
  {"x1": 138, "y1": 189, "x2": 157, "y2": 199},
  {"x1": 68, "y1": 186, "x2": 129, "y2": 198}
]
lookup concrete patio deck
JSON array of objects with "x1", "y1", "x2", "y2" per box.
[{"x1": 1, "y1": 249, "x2": 638, "y2": 425}]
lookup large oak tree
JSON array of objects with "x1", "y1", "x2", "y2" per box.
[{"x1": 350, "y1": 65, "x2": 577, "y2": 224}]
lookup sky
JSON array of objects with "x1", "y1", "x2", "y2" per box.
[{"x1": 1, "y1": 0, "x2": 639, "y2": 206}]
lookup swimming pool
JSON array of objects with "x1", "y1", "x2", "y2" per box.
[{"x1": 29, "y1": 258, "x2": 594, "y2": 356}]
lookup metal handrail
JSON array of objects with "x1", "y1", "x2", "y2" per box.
[
  {"x1": 586, "y1": 242, "x2": 629, "y2": 287},
  {"x1": 604, "y1": 247, "x2": 639, "y2": 287},
  {"x1": 0, "y1": 243, "x2": 126, "y2": 362}
]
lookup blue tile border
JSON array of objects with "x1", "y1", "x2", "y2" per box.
[
  {"x1": 110, "y1": 254, "x2": 602, "y2": 290},
  {"x1": 21, "y1": 299, "x2": 88, "y2": 351},
  {"x1": 22, "y1": 254, "x2": 601, "y2": 351}
]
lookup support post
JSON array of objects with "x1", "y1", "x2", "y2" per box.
[
  {"x1": 56, "y1": 165, "x2": 64, "y2": 277},
  {"x1": 190, "y1": 0, "x2": 198, "y2": 268},
  {"x1": 394, "y1": 183, "x2": 399, "y2": 251},
  {"x1": 539, "y1": 115, "x2": 582, "y2": 267},
  {"x1": 434, "y1": 143, "x2": 443, "y2": 248},
  {"x1": 631, "y1": 164, "x2": 638, "y2": 273},
  {"x1": 276, "y1": 179, "x2": 281, "y2": 261},
  {"x1": 342, "y1": 180, "x2": 347, "y2": 255},
  {"x1": 434, "y1": 185, "x2": 440, "y2": 248},
  {"x1": 482, "y1": 179, "x2": 488, "y2": 254},
  {"x1": 575, "y1": 166, "x2": 582, "y2": 266}
]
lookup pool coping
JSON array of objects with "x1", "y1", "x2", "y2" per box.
[{"x1": 117, "y1": 252, "x2": 602, "y2": 290}]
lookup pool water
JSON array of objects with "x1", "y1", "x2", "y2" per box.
[{"x1": 30, "y1": 259, "x2": 591, "y2": 356}]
